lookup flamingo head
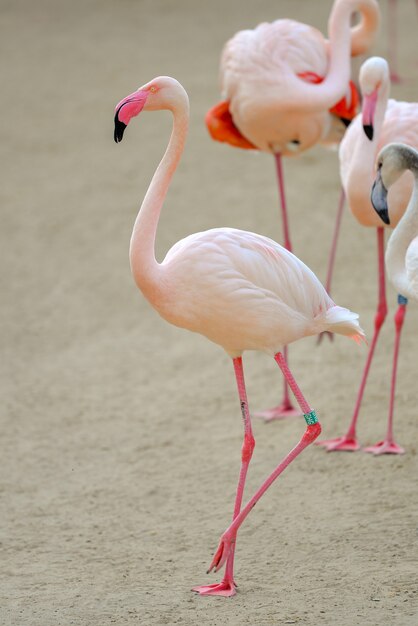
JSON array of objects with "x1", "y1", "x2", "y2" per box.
[
  {"x1": 360, "y1": 57, "x2": 390, "y2": 142},
  {"x1": 371, "y1": 143, "x2": 416, "y2": 225},
  {"x1": 114, "y1": 76, "x2": 187, "y2": 143},
  {"x1": 114, "y1": 88, "x2": 149, "y2": 143}
]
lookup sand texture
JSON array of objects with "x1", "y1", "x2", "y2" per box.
[{"x1": 1, "y1": 1, "x2": 418, "y2": 624}]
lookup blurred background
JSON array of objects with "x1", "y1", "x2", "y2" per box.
[{"x1": 1, "y1": 1, "x2": 417, "y2": 624}]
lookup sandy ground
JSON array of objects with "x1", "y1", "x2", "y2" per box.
[{"x1": 1, "y1": 0, "x2": 418, "y2": 624}]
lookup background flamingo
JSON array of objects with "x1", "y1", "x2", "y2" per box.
[
  {"x1": 318, "y1": 57, "x2": 418, "y2": 454},
  {"x1": 206, "y1": 0, "x2": 379, "y2": 419},
  {"x1": 113, "y1": 75, "x2": 365, "y2": 596},
  {"x1": 370, "y1": 142, "x2": 418, "y2": 452}
]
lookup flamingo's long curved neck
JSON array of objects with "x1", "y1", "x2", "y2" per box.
[
  {"x1": 129, "y1": 91, "x2": 189, "y2": 300},
  {"x1": 349, "y1": 0, "x2": 380, "y2": 56},
  {"x1": 287, "y1": 0, "x2": 379, "y2": 111},
  {"x1": 346, "y1": 71, "x2": 389, "y2": 210},
  {"x1": 386, "y1": 152, "x2": 418, "y2": 295}
]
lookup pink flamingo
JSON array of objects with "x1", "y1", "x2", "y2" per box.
[
  {"x1": 113, "y1": 76, "x2": 365, "y2": 596},
  {"x1": 318, "y1": 57, "x2": 418, "y2": 454},
  {"x1": 370, "y1": 142, "x2": 418, "y2": 450},
  {"x1": 206, "y1": 0, "x2": 379, "y2": 419}
]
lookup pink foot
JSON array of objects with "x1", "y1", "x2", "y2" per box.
[
  {"x1": 192, "y1": 579, "x2": 237, "y2": 597},
  {"x1": 315, "y1": 435, "x2": 361, "y2": 452},
  {"x1": 363, "y1": 440, "x2": 405, "y2": 455},
  {"x1": 207, "y1": 530, "x2": 236, "y2": 575},
  {"x1": 316, "y1": 331, "x2": 334, "y2": 345},
  {"x1": 253, "y1": 401, "x2": 301, "y2": 422}
]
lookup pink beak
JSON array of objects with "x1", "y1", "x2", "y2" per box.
[
  {"x1": 362, "y1": 89, "x2": 378, "y2": 141},
  {"x1": 114, "y1": 89, "x2": 149, "y2": 143}
]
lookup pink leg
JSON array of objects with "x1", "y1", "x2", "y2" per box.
[
  {"x1": 317, "y1": 228, "x2": 387, "y2": 451},
  {"x1": 207, "y1": 352, "x2": 321, "y2": 575},
  {"x1": 325, "y1": 187, "x2": 345, "y2": 296},
  {"x1": 318, "y1": 188, "x2": 345, "y2": 344},
  {"x1": 364, "y1": 298, "x2": 407, "y2": 455},
  {"x1": 388, "y1": 0, "x2": 401, "y2": 83},
  {"x1": 192, "y1": 357, "x2": 255, "y2": 596},
  {"x1": 253, "y1": 154, "x2": 299, "y2": 420},
  {"x1": 274, "y1": 153, "x2": 292, "y2": 252},
  {"x1": 253, "y1": 344, "x2": 301, "y2": 421}
]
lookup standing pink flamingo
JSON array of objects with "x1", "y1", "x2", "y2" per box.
[
  {"x1": 113, "y1": 76, "x2": 365, "y2": 596},
  {"x1": 206, "y1": 0, "x2": 379, "y2": 419},
  {"x1": 317, "y1": 57, "x2": 418, "y2": 454},
  {"x1": 370, "y1": 142, "x2": 418, "y2": 451}
]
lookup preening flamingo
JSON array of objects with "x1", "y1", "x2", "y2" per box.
[
  {"x1": 113, "y1": 76, "x2": 365, "y2": 597},
  {"x1": 318, "y1": 57, "x2": 418, "y2": 454},
  {"x1": 370, "y1": 142, "x2": 418, "y2": 450},
  {"x1": 206, "y1": 0, "x2": 379, "y2": 419}
]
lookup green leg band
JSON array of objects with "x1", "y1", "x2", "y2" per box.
[{"x1": 304, "y1": 410, "x2": 318, "y2": 426}]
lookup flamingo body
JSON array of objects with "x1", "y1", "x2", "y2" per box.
[
  {"x1": 405, "y1": 239, "x2": 418, "y2": 298},
  {"x1": 392, "y1": 234, "x2": 418, "y2": 299},
  {"x1": 158, "y1": 227, "x2": 361, "y2": 356}
]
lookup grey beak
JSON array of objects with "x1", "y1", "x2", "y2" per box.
[{"x1": 371, "y1": 170, "x2": 390, "y2": 225}]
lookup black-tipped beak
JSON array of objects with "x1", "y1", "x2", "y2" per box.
[
  {"x1": 114, "y1": 113, "x2": 127, "y2": 143},
  {"x1": 363, "y1": 124, "x2": 374, "y2": 141},
  {"x1": 371, "y1": 170, "x2": 390, "y2": 225},
  {"x1": 340, "y1": 117, "x2": 352, "y2": 128}
]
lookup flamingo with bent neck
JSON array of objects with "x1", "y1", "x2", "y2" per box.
[
  {"x1": 207, "y1": 0, "x2": 379, "y2": 419},
  {"x1": 317, "y1": 57, "x2": 418, "y2": 455},
  {"x1": 113, "y1": 76, "x2": 365, "y2": 596},
  {"x1": 370, "y1": 142, "x2": 418, "y2": 450}
]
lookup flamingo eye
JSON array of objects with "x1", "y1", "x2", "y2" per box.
[
  {"x1": 285, "y1": 140, "x2": 301, "y2": 153},
  {"x1": 149, "y1": 86, "x2": 157, "y2": 93}
]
